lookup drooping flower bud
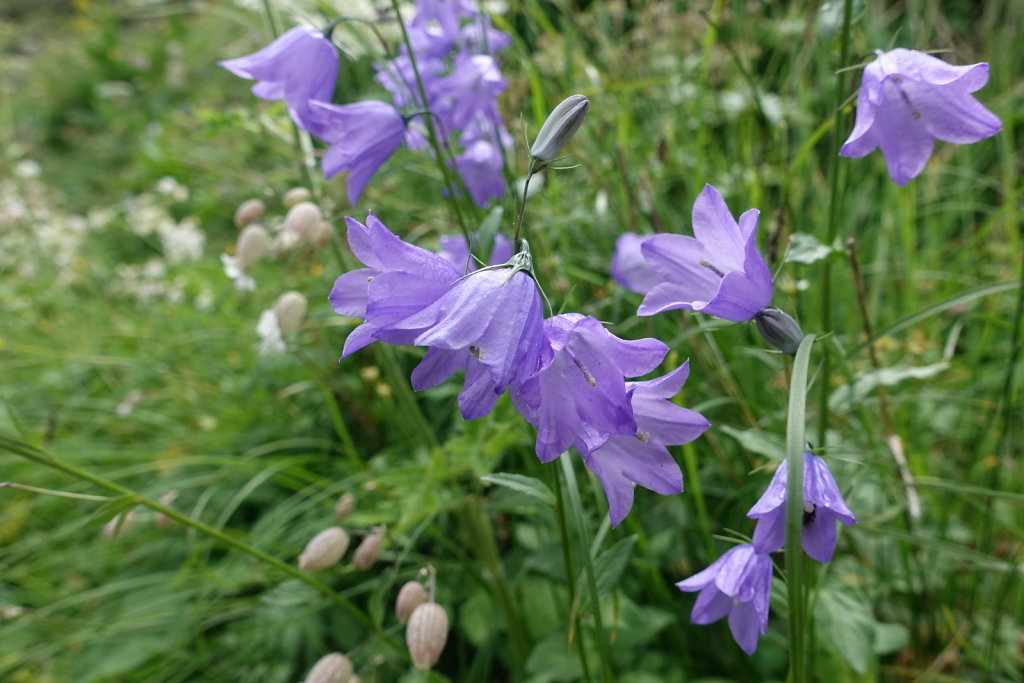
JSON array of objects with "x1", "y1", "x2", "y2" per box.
[
  {"x1": 530, "y1": 94, "x2": 589, "y2": 162},
  {"x1": 299, "y1": 527, "x2": 350, "y2": 571},
  {"x1": 102, "y1": 509, "x2": 136, "y2": 540},
  {"x1": 233, "y1": 198, "x2": 266, "y2": 229},
  {"x1": 353, "y1": 528, "x2": 383, "y2": 570},
  {"x1": 283, "y1": 186, "x2": 312, "y2": 208},
  {"x1": 273, "y1": 291, "x2": 308, "y2": 335},
  {"x1": 284, "y1": 201, "x2": 322, "y2": 240},
  {"x1": 305, "y1": 652, "x2": 353, "y2": 683},
  {"x1": 333, "y1": 492, "x2": 356, "y2": 519},
  {"x1": 754, "y1": 308, "x2": 804, "y2": 355},
  {"x1": 406, "y1": 602, "x2": 449, "y2": 671},
  {"x1": 235, "y1": 224, "x2": 270, "y2": 270},
  {"x1": 395, "y1": 580, "x2": 429, "y2": 624}
]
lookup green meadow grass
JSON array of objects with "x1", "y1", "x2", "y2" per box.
[{"x1": 1, "y1": 0, "x2": 1021, "y2": 681}]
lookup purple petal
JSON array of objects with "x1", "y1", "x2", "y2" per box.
[
  {"x1": 750, "y1": 506, "x2": 785, "y2": 555},
  {"x1": 805, "y1": 454, "x2": 856, "y2": 524},
  {"x1": 690, "y1": 185, "x2": 746, "y2": 271},
  {"x1": 904, "y1": 82, "x2": 1001, "y2": 144},
  {"x1": 803, "y1": 511, "x2": 840, "y2": 564},
  {"x1": 610, "y1": 232, "x2": 662, "y2": 294},
  {"x1": 411, "y1": 347, "x2": 466, "y2": 390},
  {"x1": 329, "y1": 268, "x2": 374, "y2": 317},
  {"x1": 728, "y1": 600, "x2": 762, "y2": 654},
  {"x1": 690, "y1": 586, "x2": 733, "y2": 625}
]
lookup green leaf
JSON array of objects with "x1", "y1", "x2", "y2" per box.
[
  {"x1": 787, "y1": 232, "x2": 840, "y2": 265},
  {"x1": 873, "y1": 622, "x2": 910, "y2": 655},
  {"x1": 582, "y1": 534, "x2": 637, "y2": 605},
  {"x1": 719, "y1": 425, "x2": 786, "y2": 461},
  {"x1": 829, "y1": 361, "x2": 949, "y2": 411},
  {"x1": 481, "y1": 473, "x2": 555, "y2": 506},
  {"x1": 814, "y1": 580, "x2": 875, "y2": 675}
]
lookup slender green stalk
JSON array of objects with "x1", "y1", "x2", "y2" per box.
[
  {"x1": 559, "y1": 454, "x2": 615, "y2": 682},
  {"x1": 0, "y1": 481, "x2": 110, "y2": 502},
  {"x1": 785, "y1": 335, "x2": 815, "y2": 683},
  {"x1": 552, "y1": 463, "x2": 595, "y2": 683},
  {"x1": 0, "y1": 436, "x2": 406, "y2": 655}
]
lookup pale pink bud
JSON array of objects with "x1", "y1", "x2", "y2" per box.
[
  {"x1": 235, "y1": 224, "x2": 269, "y2": 269},
  {"x1": 333, "y1": 492, "x2": 356, "y2": 519},
  {"x1": 395, "y1": 580, "x2": 429, "y2": 624},
  {"x1": 284, "y1": 201, "x2": 321, "y2": 240},
  {"x1": 273, "y1": 291, "x2": 307, "y2": 335},
  {"x1": 305, "y1": 652, "x2": 353, "y2": 683},
  {"x1": 270, "y1": 230, "x2": 300, "y2": 259},
  {"x1": 299, "y1": 527, "x2": 350, "y2": 571},
  {"x1": 233, "y1": 198, "x2": 265, "y2": 229},
  {"x1": 282, "y1": 187, "x2": 312, "y2": 208},
  {"x1": 308, "y1": 220, "x2": 334, "y2": 248},
  {"x1": 531, "y1": 94, "x2": 589, "y2": 162},
  {"x1": 352, "y1": 529, "x2": 383, "y2": 570},
  {"x1": 406, "y1": 602, "x2": 449, "y2": 671},
  {"x1": 102, "y1": 509, "x2": 136, "y2": 540}
]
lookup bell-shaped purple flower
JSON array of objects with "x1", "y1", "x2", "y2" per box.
[
  {"x1": 746, "y1": 453, "x2": 857, "y2": 564},
  {"x1": 581, "y1": 363, "x2": 710, "y2": 526},
  {"x1": 628, "y1": 185, "x2": 772, "y2": 322},
  {"x1": 840, "y1": 48, "x2": 1001, "y2": 185},
  {"x1": 454, "y1": 139, "x2": 505, "y2": 207},
  {"x1": 513, "y1": 314, "x2": 668, "y2": 462},
  {"x1": 309, "y1": 101, "x2": 407, "y2": 204},
  {"x1": 675, "y1": 544, "x2": 773, "y2": 655},
  {"x1": 432, "y1": 54, "x2": 507, "y2": 132},
  {"x1": 219, "y1": 26, "x2": 338, "y2": 135},
  {"x1": 610, "y1": 232, "x2": 663, "y2": 294}
]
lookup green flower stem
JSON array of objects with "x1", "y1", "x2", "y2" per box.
[
  {"x1": 559, "y1": 454, "x2": 615, "y2": 683},
  {"x1": 0, "y1": 436, "x2": 405, "y2": 656},
  {"x1": 785, "y1": 335, "x2": 816, "y2": 683}
]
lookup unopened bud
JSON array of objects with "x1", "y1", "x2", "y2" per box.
[
  {"x1": 305, "y1": 652, "x2": 353, "y2": 683},
  {"x1": 154, "y1": 490, "x2": 179, "y2": 530},
  {"x1": 531, "y1": 94, "x2": 589, "y2": 162},
  {"x1": 395, "y1": 580, "x2": 429, "y2": 624},
  {"x1": 406, "y1": 602, "x2": 449, "y2": 671},
  {"x1": 283, "y1": 186, "x2": 312, "y2": 208},
  {"x1": 309, "y1": 220, "x2": 334, "y2": 248},
  {"x1": 333, "y1": 492, "x2": 356, "y2": 519},
  {"x1": 235, "y1": 224, "x2": 270, "y2": 270},
  {"x1": 754, "y1": 308, "x2": 804, "y2": 355},
  {"x1": 299, "y1": 527, "x2": 350, "y2": 571},
  {"x1": 271, "y1": 230, "x2": 300, "y2": 259},
  {"x1": 284, "y1": 201, "x2": 321, "y2": 240},
  {"x1": 233, "y1": 198, "x2": 265, "y2": 229},
  {"x1": 353, "y1": 528, "x2": 383, "y2": 570},
  {"x1": 102, "y1": 509, "x2": 136, "y2": 540},
  {"x1": 273, "y1": 291, "x2": 307, "y2": 335}
]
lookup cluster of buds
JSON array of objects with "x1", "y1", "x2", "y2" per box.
[
  {"x1": 296, "y1": 498, "x2": 389, "y2": 573},
  {"x1": 398, "y1": 568, "x2": 449, "y2": 671}
]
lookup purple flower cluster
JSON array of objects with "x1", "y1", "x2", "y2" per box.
[
  {"x1": 220, "y1": 1, "x2": 512, "y2": 205},
  {"x1": 331, "y1": 214, "x2": 710, "y2": 526}
]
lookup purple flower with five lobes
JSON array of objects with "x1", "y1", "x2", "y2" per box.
[
  {"x1": 219, "y1": 26, "x2": 339, "y2": 135},
  {"x1": 675, "y1": 544, "x2": 773, "y2": 655},
  {"x1": 308, "y1": 101, "x2": 407, "y2": 204},
  {"x1": 614, "y1": 185, "x2": 773, "y2": 323},
  {"x1": 840, "y1": 48, "x2": 1001, "y2": 186},
  {"x1": 512, "y1": 314, "x2": 669, "y2": 463},
  {"x1": 580, "y1": 363, "x2": 710, "y2": 526},
  {"x1": 746, "y1": 453, "x2": 857, "y2": 564}
]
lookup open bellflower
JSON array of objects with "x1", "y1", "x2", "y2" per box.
[
  {"x1": 675, "y1": 544, "x2": 773, "y2": 655},
  {"x1": 840, "y1": 48, "x2": 1001, "y2": 185},
  {"x1": 219, "y1": 27, "x2": 338, "y2": 135},
  {"x1": 581, "y1": 363, "x2": 710, "y2": 526},
  {"x1": 617, "y1": 185, "x2": 773, "y2": 322},
  {"x1": 746, "y1": 453, "x2": 857, "y2": 563}
]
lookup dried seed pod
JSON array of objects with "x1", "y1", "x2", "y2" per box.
[
  {"x1": 102, "y1": 509, "x2": 136, "y2": 540},
  {"x1": 283, "y1": 201, "x2": 321, "y2": 240},
  {"x1": 395, "y1": 580, "x2": 429, "y2": 624},
  {"x1": 283, "y1": 186, "x2": 312, "y2": 208},
  {"x1": 406, "y1": 602, "x2": 449, "y2": 671},
  {"x1": 333, "y1": 492, "x2": 356, "y2": 519},
  {"x1": 154, "y1": 490, "x2": 179, "y2": 530},
  {"x1": 305, "y1": 652, "x2": 353, "y2": 683},
  {"x1": 299, "y1": 527, "x2": 350, "y2": 571},
  {"x1": 273, "y1": 291, "x2": 307, "y2": 335},
  {"x1": 235, "y1": 224, "x2": 270, "y2": 269},
  {"x1": 352, "y1": 530, "x2": 382, "y2": 570},
  {"x1": 233, "y1": 198, "x2": 266, "y2": 229}
]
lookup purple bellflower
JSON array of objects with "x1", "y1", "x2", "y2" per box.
[
  {"x1": 581, "y1": 363, "x2": 710, "y2": 526},
  {"x1": 610, "y1": 232, "x2": 663, "y2": 294},
  {"x1": 513, "y1": 314, "x2": 669, "y2": 463},
  {"x1": 219, "y1": 26, "x2": 338, "y2": 135},
  {"x1": 454, "y1": 139, "x2": 506, "y2": 207},
  {"x1": 675, "y1": 544, "x2": 773, "y2": 655},
  {"x1": 309, "y1": 101, "x2": 407, "y2": 204},
  {"x1": 628, "y1": 185, "x2": 773, "y2": 322},
  {"x1": 747, "y1": 453, "x2": 857, "y2": 564},
  {"x1": 840, "y1": 48, "x2": 1001, "y2": 185}
]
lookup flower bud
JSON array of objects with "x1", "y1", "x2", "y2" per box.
[
  {"x1": 235, "y1": 224, "x2": 269, "y2": 270},
  {"x1": 395, "y1": 580, "x2": 429, "y2": 624},
  {"x1": 299, "y1": 527, "x2": 350, "y2": 571},
  {"x1": 530, "y1": 94, "x2": 590, "y2": 162},
  {"x1": 102, "y1": 509, "x2": 136, "y2": 540},
  {"x1": 309, "y1": 220, "x2": 334, "y2": 249},
  {"x1": 270, "y1": 230, "x2": 300, "y2": 259},
  {"x1": 233, "y1": 198, "x2": 265, "y2": 229},
  {"x1": 284, "y1": 201, "x2": 321, "y2": 240},
  {"x1": 754, "y1": 308, "x2": 804, "y2": 355},
  {"x1": 273, "y1": 291, "x2": 307, "y2": 335},
  {"x1": 406, "y1": 602, "x2": 449, "y2": 671},
  {"x1": 353, "y1": 528, "x2": 383, "y2": 570},
  {"x1": 333, "y1": 492, "x2": 356, "y2": 519},
  {"x1": 305, "y1": 652, "x2": 353, "y2": 683},
  {"x1": 283, "y1": 186, "x2": 312, "y2": 208}
]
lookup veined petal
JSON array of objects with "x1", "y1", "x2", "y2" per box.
[
  {"x1": 728, "y1": 600, "x2": 763, "y2": 655},
  {"x1": 690, "y1": 586, "x2": 732, "y2": 625},
  {"x1": 904, "y1": 82, "x2": 1002, "y2": 144},
  {"x1": 690, "y1": 185, "x2": 746, "y2": 271}
]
